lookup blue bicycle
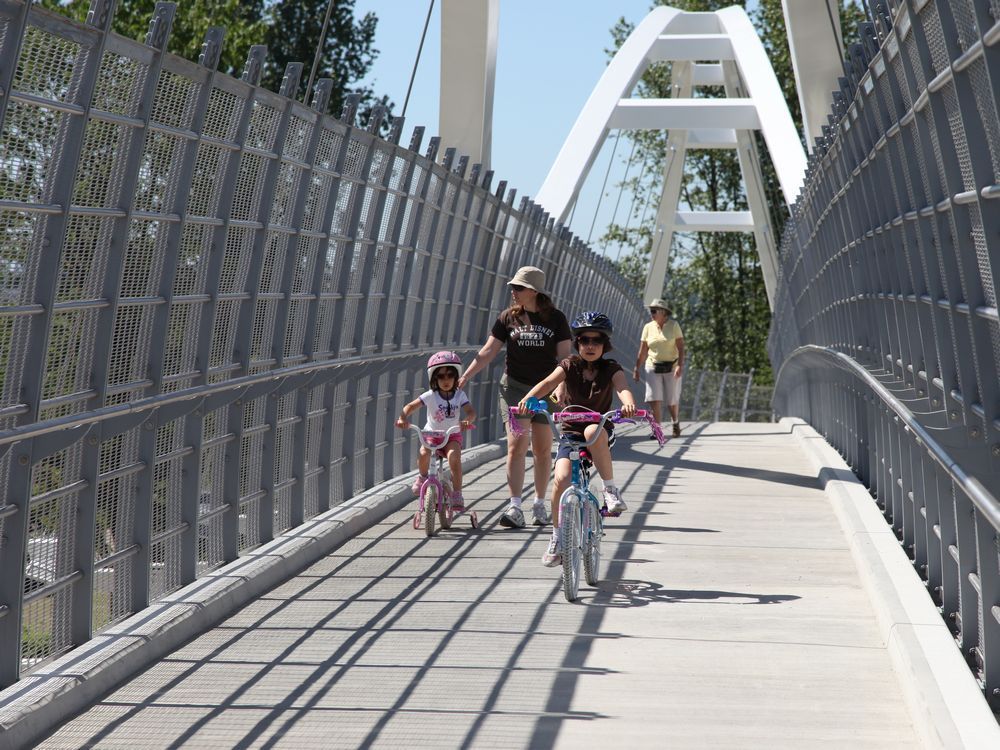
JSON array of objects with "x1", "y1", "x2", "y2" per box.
[{"x1": 511, "y1": 400, "x2": 664, "y2": 601}]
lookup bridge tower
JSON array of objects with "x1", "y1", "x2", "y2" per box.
[{"x1": 534, "y1": 6, "x2": 807, "y2": 308}]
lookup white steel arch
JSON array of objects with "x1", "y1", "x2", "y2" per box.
[{"x1": 534, "y1": 5, "x2": 807, "y2": 307}]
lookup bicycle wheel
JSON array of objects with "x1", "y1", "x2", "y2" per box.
[
  {"x1": 583, "y1": 492, "x2": 602, "y2": 586},
  {"x1": 560, "y1": 490, "x2": 583, "y2": 602},
  {"x1": 439, "y1": 474, "x2": 453, "y2": 530},
  {"x1": 423, "y1": 483, "x2": 437, "y2": 537}
]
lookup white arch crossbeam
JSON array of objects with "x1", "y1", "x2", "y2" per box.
[{"x1": 534, "y1": 6, "x2": 807, "y2": 308}]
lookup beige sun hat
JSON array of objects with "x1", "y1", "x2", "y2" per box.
[
  {"x1": 648, "y1": 298, "x2": 672, "y2": 315},
  {"x1": 508, "y1": 266, "x2": 546, "y2": 294}
]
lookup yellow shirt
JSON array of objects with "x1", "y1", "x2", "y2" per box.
[{"x1": 641, "y1": 319, "x2": 683, "y2": 366}]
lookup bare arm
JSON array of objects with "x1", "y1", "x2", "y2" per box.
[
  {"x1": 517, "y1": 367, "x2": 566, "y2": 412},
  {"x1": 675, "y1": 337, "x2": 685, "y2": 377},
  {"x1": 395, "y1": 396, "x2": 424, "y2": 428},
  {"x1": 612, "y1": 370, "x2": 636, "y2": 417},
  {"x1": 633, "y1": 341, "x2": 648, "y2": 382},
  {"x1": 556, "y1": 338, "x2": 572, "y2": 361},
  {"x1": 458, "y1": 336, "x2": 504, "y2": 389}
]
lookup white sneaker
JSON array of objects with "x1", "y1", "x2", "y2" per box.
[
  {"x1": 541, "y1": 537, "x2": 561, "y2": 567},
  {"x1": 411, "y1": 475, "x2": 426, "y2": 495},
  {"x1": 531, "y1": 499, "x2": 549, "y2": 526},
  {"x1": 604, "y1": 488, "x2": 627, "y2": 516},
  {"x1": 500, "y1": 505, "x2": 525, "y2": 528}
]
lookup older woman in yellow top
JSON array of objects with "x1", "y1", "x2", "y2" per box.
[{"x1": 632, "y1": 299, "x2": 684, "y2": 437}]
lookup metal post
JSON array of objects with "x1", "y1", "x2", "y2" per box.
[
  {"x1": 0, "y1": 0, "x2": 114, "y2": 687},
  {"x1": 690, "y1": 370, "x2": 706, "y2": 421},
  {"x1": 739, "y1": 368, "x2": 755, "y2": 422},
  {"x1": 76, "y1": 0, "x2": 177, "y2": 638},
  {"x1": 196, "y1": 47, "x2": 265, "y2": 558}
]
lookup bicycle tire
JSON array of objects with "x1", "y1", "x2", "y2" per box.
[
  {"x1": 423, "y1": 483, "x2": 437, "y2": 537},
  {"x1": 583, "y1": 492, "x2": 602, "y2": 585},
  {"x1": 561, "y1": 490, "x2": 583, "y2": 602},
  {"x1": 439, "y1": 474, "x2": 453, "y2": 530}
]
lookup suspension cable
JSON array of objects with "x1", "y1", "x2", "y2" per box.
[
  {"x1": 614, "y1": 144, "x2": 650, "y2": 263},
  {"x1": 601, "y1": 135, "x2": 638, "y2": 256},
  {"x1": 305, "y1": 0, "x2": 337, "y2": 104},
  {"x1": 587, "y1": 131, "x2": 621, "y2": 245},
  {"x1": 827, "y1": 0, "x2": 847, "y2": 57},
  {"x1": 402, "y1": 0, "x2": 436, "y2": 118}
]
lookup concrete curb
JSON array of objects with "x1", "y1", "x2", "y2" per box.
[
  {"x1": 784, "y1": 417, "x2": 1000, "y2": 749},
  {"x1": 0, "y1": 441, "x2": 505, "y2": 750}
]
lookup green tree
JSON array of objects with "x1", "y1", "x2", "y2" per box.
[
  {"x1": 38, "y1": 0, "x2": 391, "y2": 120},
  {"x1": 603, "y1": 0, "x2": 867, "y2": 382},
  {"x1": 39, "y1": 0, "x2": 268, "y2": 79},
  {"x1": 263, "y1": 0, "x2": 391, "y2": 123}
]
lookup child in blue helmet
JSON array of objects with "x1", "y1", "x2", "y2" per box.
[
  {"x1": 518, "y1": 311, "x2": 636, "y2": 566},
  {"x1": 396, "y1": 351, "x2": 476, "y2": 511}
]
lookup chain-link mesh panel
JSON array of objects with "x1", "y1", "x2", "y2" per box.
[
  {"x1": 94, "y1": 427, "x2": 140, "y2": 629},
  {"x1": 0, "y1": 3, "x2": 643, "y2": 688},
  {"x1": 770, "y1": 1, "x2": 1000, "y2": 706}
]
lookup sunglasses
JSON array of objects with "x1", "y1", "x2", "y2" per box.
[
  {"x1": 509, "y1": 284, "x2": 526, "y2": 292},
  {"x1": 436, "y1": 370, "x2": 456, "y2": 379},
  {"x1": 577, "y1": 335, "x2": 604, "y2": 345}
]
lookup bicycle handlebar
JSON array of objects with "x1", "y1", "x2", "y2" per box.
[
  {"x1": 509, "y1": 404, "x2": 666, "y2": 446},
  {"x1": 403, "y1": 422, "x2": 472, "y2": 450}
]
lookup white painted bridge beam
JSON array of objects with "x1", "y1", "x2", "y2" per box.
[
  {"x1": 691, "y1": 63, "x2": 725, "y2": 86},
  {"x1": 687, "y1": 128, "x2": 738, "y2": 149},
  {"x1": 609, "y1": 98, "x2": 761, "y2": 130},
  {"x1": 674, "y1": 211, "x2": 755, "y2": 233},
  {"x1": 648, "y1": 34, "x2": 734, "y2": 62}
]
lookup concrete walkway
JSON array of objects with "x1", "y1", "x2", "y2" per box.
[{"x1": 38, "y1": 423, "x2": 918, "y2": 748}]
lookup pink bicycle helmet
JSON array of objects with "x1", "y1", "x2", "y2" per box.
[{"x1": 426, "y1": 350, "x2": 463, "y2": 381}]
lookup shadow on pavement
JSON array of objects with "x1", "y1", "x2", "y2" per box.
[{"x1": 580, "y1": 580, "x2": 801, "y2": 608}]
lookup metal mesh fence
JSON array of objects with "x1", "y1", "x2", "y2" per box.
[
  {"x1": 0, "y1": 1, "x2": 643, "y2": 687},
  {"x1": 680, "y1": 368, "x2": 773, "y2": 423},
  {"x1": 769, "y1": 0, "x2": 1000, "y2": 707}
]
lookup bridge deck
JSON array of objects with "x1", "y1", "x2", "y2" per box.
[{"x1": 39, "y1": 423, "x2": 917, "y2": 748}]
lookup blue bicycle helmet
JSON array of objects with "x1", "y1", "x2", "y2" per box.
[
  {"x1": 570, "y1": 311, "x2": 613, "y2": 352},
  {"x1": 570, "y1": 311, "x2": 613, "y2": 335}
]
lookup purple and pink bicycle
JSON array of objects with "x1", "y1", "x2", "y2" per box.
[{"x1": 405, "y1": 423, "x2": 478, "y2": 536}]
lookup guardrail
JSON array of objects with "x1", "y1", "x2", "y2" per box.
[
  {"x1": 0, "y1": 0, "x2": 643, "y2": 687},
  {"x1": 769, "y1": 0, "x2": 1000, "y2": 707},
  {"x1": 682, "y1": 368, "x2": 773, "y2": 423}
]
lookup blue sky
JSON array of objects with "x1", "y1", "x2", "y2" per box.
[{"x1": 352, "y1": 1, "x2": 656, "y2": 255}]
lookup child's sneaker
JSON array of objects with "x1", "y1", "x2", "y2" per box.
[
  {"x1": 411, "y1": 475, "x2": 426, "y2": 495},
  {"x1": 604, "y1": 488, "x2": 627, "y2": 516},
  {"x1": 531, "y1": 499, "x2": 549, "y2": 526},
  {"x1": 541, "y1": 536, "x2": 561, "y2": 567},
  {"x1": 450, "y1": 492, "x2": 465, "y2": 513}
]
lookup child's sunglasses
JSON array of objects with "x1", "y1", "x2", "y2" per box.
[{"x1": 576, "y1": 335, "x2": 604, "y2": 345}]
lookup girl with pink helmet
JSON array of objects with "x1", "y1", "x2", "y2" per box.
[{"x1": 396, "y1": 351, "x2": 477, "y2": 511}]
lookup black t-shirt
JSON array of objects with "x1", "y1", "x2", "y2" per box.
[
  {"x1": 558, "y1": 357, "x2": 623, "y2": 414},
  {"x1": 491, "y1": 308, "x2": 572, "y2": 384}
]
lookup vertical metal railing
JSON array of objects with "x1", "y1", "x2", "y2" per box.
[
  {"x1": 770, "y1": 0, "x2": 1000, "y2": 707},
  {"x1": 0, "y1": 0, "x2": 644, "y2": 688}
]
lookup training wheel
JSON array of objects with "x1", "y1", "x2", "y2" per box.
[
  {"x1": 412, "y1": 510, "x2": 421, "y2": 530},
  {"x1": 469, "y1": 511, "x2": 478, "y2": 529}
]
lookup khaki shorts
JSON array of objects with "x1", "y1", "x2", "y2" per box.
[
  {"x1": 498, "y1": 373, "x2": 555, "y2": 429},
  {"x1": 644, "y1": 366, "x2": 682, "y2": 406}
]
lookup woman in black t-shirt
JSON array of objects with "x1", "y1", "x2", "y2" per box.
[{"x1": 458, "y1": 266, "x2": 572, "y2": 529}]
